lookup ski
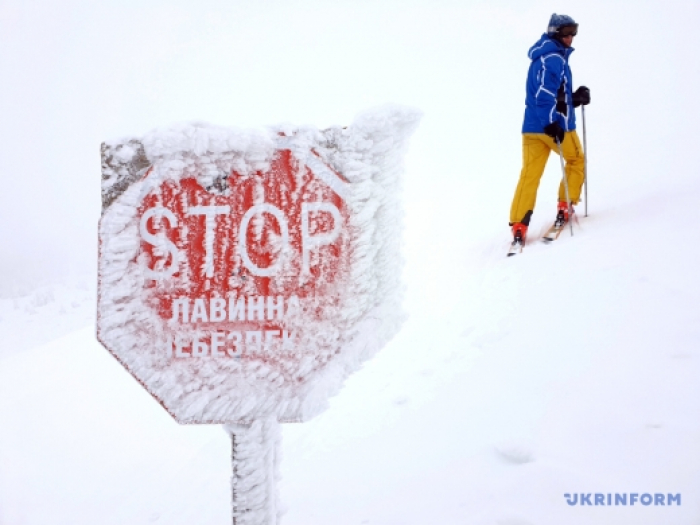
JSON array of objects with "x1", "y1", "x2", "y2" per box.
[
  {"x1": 507, "y1": 239, "x2": 524, "y2": 256},
  {"x1": 507, "y1": 231, "x2": 526, "y2": 256},
  {"x1": 542, "y1": 209, "x2": 575, "y2": 242},
  {"x1": 542, "y1": 220, "x2": 566, "y2": 242}
]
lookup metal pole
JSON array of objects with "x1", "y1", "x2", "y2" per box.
[
  {"x1": 582, "y1": 105, "x2": 589, "y2": 217},
  {"x1": 231, "y1": 429, "x2": 241, "y2": 525},
  {"x1": 225, "y1": 419, "x2": 281, "y2": 525},
  {"x1": 555, "y1": 138, "x2": 574, "y2": 236}
]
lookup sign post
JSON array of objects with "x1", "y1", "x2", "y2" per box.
[
  {"x1": 224, "y1": 419, "x2": 281, "y2": 524},
  {"x1": 97, "y1": 107, "x2": 420, "y2": 523}
]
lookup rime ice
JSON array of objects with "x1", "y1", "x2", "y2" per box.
[{"x1": 97, "y1": 106, "x2": 421, "y2": 424}]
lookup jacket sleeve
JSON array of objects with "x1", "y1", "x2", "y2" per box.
[{"x1": 534, "y1": 55, "x2": 565, "y2": 128}]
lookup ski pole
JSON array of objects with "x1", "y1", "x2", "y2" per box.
[
  {"x1": 582, "y1": 105, "x2": 588, "y2": 217},
  {"x1": 555, "y1": 137, "x2": 574, "y2": 237}
]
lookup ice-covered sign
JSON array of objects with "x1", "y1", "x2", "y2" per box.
[{"x1": 97, "y1": 107, "x2": 420, "y2": 424}]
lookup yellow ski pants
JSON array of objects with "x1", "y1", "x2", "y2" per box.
[{"x1": 510, "y1": 131, "x2": 585, "y2": 225}]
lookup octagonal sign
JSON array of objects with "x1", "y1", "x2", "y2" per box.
[{"x1": 98, "y1": 110, "x2": 420, "y2": 424}]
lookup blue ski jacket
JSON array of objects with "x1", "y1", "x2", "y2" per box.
[{"x1": 522, "y1": 34, "x2": 576, "y2": 134}]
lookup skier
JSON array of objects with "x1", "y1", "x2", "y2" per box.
[{"x1": 509, "y1": 13, "x2": 591, "y2": 244}]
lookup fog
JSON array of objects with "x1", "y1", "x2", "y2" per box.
[{"x1": 1, "y1": 0, "x2": 698, "y2": 294}]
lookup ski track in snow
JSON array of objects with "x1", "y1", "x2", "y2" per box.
[{"x1": 1, "y1": 179, "x2": 699, "y2": 524}]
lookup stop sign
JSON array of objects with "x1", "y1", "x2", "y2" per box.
[{"x1": 98, "y1": 110, "x2": 420, "y2": 424}]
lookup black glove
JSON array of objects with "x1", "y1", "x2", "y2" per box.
[
  {"x1": 573, "y1": 86, "x2": 591, "y2": 107},
  {"x1": 544, "y1": 122, "x2": 565, "y2": 144}
]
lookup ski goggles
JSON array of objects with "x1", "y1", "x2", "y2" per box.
[{"x1": 557, "y1": 24, "x2": 578, "y2": 37}]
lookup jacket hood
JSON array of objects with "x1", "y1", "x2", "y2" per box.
[{"x1": 527, "y1": 33, "x2": 574, "y2": 61}]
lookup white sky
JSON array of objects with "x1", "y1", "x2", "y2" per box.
[{"x1": 1, "y1": 0, "x2": 698, "y2": 292}]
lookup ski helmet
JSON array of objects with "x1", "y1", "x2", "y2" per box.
[{"x1": 547, "y1": 13, "x2": 578, "y2": 37}]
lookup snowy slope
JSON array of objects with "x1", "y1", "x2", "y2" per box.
[
  {"x1": 1, "y1": 177, "x2": 698, "y2": 525},
  {"x1": 0, "y1": 278, "x2": 96, "y2": 361},
  {"x1": 280, "y1": 180, "x2": 700, "y2": 525}
]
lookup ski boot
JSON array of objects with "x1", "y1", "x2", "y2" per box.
[
  {"x1": 507, "y1": 223, "x2": 528, "y2": 256},
  {"x1": 511, "y1": 222, "x2": 528, "y2": 242},
  {"x1": 555, "y1": 201, "x2": 574, "y2": 227}
]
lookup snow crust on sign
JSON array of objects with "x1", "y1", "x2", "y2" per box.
[{"x1": 97, "y1": 105, "x2": 421, "y2": 424}]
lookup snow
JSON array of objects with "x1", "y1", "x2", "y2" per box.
[
  {"x1": 3, "y1": 177, "x2": 699, "y2": 523},
  {"x1": 2, "y1": 1, "x2": 700, "y2": 524}
]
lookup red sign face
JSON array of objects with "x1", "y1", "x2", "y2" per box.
[{"x1": 138, "y1": 148, "x2": 350, "y2": 359}]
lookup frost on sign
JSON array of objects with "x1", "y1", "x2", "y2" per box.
[{"x1": 97, "y1": 107, "x2": 421, "y2": 424}]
